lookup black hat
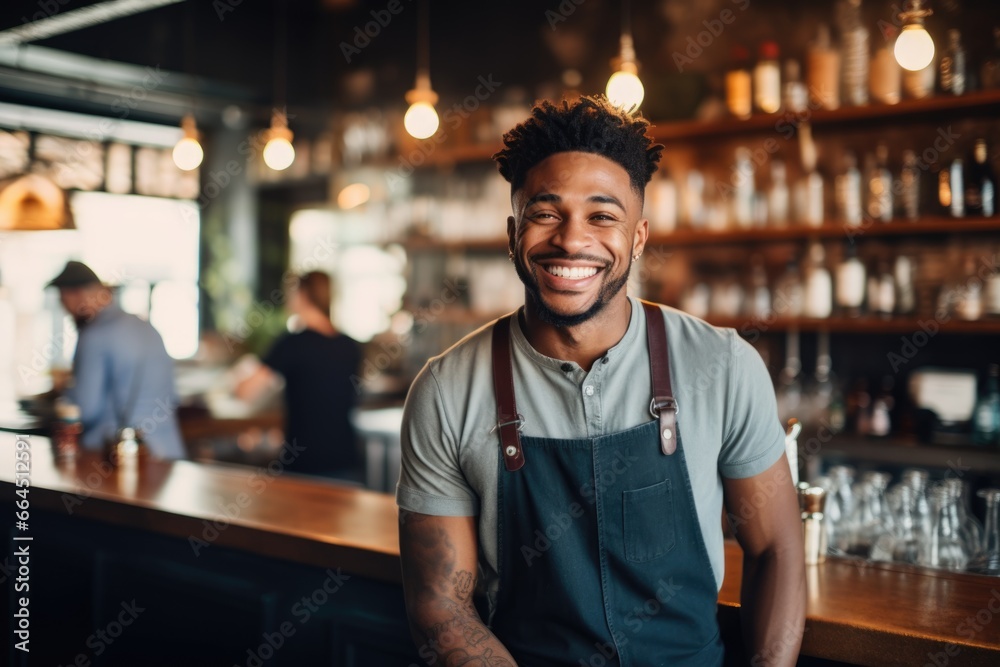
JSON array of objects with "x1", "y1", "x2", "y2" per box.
[{"x1": 47, "y1": 261, "x2": 101, "y2": 288}]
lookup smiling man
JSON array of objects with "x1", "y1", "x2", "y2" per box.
[{"x1": 397, "y1": 96, "x2": 805, "y2": 666}]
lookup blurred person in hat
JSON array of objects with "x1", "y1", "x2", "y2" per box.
[{"x1": 48, "y1": 260, "x2": 185, "y2": 459}]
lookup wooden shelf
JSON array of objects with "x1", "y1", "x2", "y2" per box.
[
  {"x1": 805, "y1": 435, "x2": 1000, "y2": 476},
  {"x1": 649, "y1": 89, "x2": 1000, "y2": 142},
  {"x1": 706, "y1": 315, "x2": 1000, "y2": 335},
  {"x1": 404, "y1": 90, "x2": 1000, "y2": 167},
  {"x1": 647, "y1": 216, "x2": 1000, "y2": 247}
]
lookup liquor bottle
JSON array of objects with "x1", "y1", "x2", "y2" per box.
[
  {"x1": 865, "y1": 144, "x2": 893, "y2": 223},
  {"x1": 867, "y1": 259, "x2": 895, "y2": 319},
  {"x1": 986, "y1": 243, "x2": 1000, "y2": 318},
  {"x1": 949, "y1": 158, "x2": 965, "y2": 218},
  {"x1": 804, "y1": 242, "x2": 833, "y2": 319},
  {"x1": 966, "y1": 139, "x2": 997, "y2": 218},
  {"x1": 836, "y1": 152, "x2": 863, "y2": 226},
  {"x1": 783, "y1": 60, "x2": 808, "y2": 113},
  {"x1": 898, "y1": 150, "x2": 921, "y2": 221},
  {"x1": 974, "y1": 364, "x2": 1000, "y2": 446},
  {"x1": 956, "y1": 256, "x2": 984, "y2": 321},
  {"x1": 835, "y1": 242, "x2": 866, "y2": 317},
  {"x1": 726, "y1": 46, "x2": 753, "y2": 119},
  {"x1": 847, "y1": 377, "x2": 873, "y2": 435},
  {"x1": 774, "y1": 258, "x2": 805, "y2": 318},
  {"x1": 939, "y1": 29, "x2": 968, "y2": 96},
  {"x1": 838, "y1": 0, "x2": 869, "y2": 106},
  {"x1": 982, "y1": 27, "x2": 1000, "y2": 90},
  {"x1": 808, "y1": 24, "x2": 841, "y2": 110},
  {"x1": 754, "y1": 41, "x2": 782, "y2": 114},
  {"x1": 768, "y1": 160, "x2": 790, "y2": 227},
  {"x1": 894, "y1": 255, "x2": 917, "y2": 315},
  {"x1": 733, "y1": 147, "x2": 755, "y2": 229},
  {"x1": 870, "y1": 376, "x2": 895, "y2": 438},
  {"x1": 870, "y1": 26, "x2": 902, "y2": 104},
  {"x1": 747, "y1": 255, "x2": 771, "y2": 318},
  {"x1": 796, "y1": 123, "x2": 824, "y2": 227}
]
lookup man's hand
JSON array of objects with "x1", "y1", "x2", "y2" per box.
[
  {"x1": 398, "y1": 510, "x2": 517, "y2": 666},
  {"x1": 723, "y1": 454, "x2": 806, "y2": 667}
]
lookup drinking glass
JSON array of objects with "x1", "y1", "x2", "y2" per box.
[
  {"x1": 968, "y1": 489, "x2": 1000, "y2": 576},
  {"x1": 920, "y1": 486, "x2": 969, "y2": 571}
]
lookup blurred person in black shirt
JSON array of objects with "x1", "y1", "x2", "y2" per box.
[{"x1": 237, "y1": 272, "x2": 363, "y2": 481}]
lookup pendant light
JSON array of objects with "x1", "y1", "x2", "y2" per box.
[
  {"x1": 172, "y1": 113, "x2": 203, "y2": 171},
  {"x1": 172, "y1": 5, "x2": 202, "y2": 172},
  {"x1": 404, "y1": 0, "x2": 439, "y2": 139},
  {"x1": 894, "y1": 0, "x2": 935, "y2": 71},
  {"x1": 606, "y1": 0, "x2": 644, "y2": 113},
  {"x1": 264, "y1": 0, "x2": 295, "y2": 171}
]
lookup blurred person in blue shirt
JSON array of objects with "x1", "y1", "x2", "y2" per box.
[{"x1": 48, "y1": 260, "x2": 185, "y2": 459}]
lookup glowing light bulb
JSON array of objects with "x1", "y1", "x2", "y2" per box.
[
  {"x1": 172, "y1": 114, "x2": 203, "y2": 171},
  {"x1": 894, "y1": 23, "x2": 935, "y2": 71},
  {"x1": 606, "y1": 66, "x2": 645, "y2": 112},
  {"x1": 404, "y1": 101, "x2": 439, "y2": 139},
  {"x1": 263, "y1": 121, "x2": 295, "y2": 171},
  {"x1": 172, "y1": 137, "x2": 203, "y2": 171}
]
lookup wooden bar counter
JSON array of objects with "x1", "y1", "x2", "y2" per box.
[{"x1": 2, "y1": 432, "x2": 998, "y2": 666}]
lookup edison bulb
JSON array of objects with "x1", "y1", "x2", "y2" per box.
[
  {"x1": 606, "y1": 69, "x2": 645, "y2": 112},
  {"x1": 404, "y1": 101, "x2": 439, "y2": 139},
  {"x1": 263, "y1": 136, "x2": 295, "y2": 171},
  {"x1": 894, "y1": 24, "x2": 935, "y2": 71},
  {"x1": 172, "y1": 137, "x2": 203, "y2": 171}
]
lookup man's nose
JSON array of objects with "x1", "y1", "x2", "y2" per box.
[{"x1": 550, "y1": 217, "x2": 592, "y2": 254}]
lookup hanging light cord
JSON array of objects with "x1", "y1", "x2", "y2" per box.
[
  {"x1": 417, "y1": 0, "x2": 430, "y2": 81},
  {"x1": 274, "y1": 0, "x2": 288, "y2": 118}
]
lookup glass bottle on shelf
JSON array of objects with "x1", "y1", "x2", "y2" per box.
[
  {"x1": 982, "y1": 27, "x2": 1000, "y2": 91},
  {"x1": 870, "y1": 25, "x2": 902, "y2": 104},
  {"x1": 838, "y1": 0, "x2": 869, "y2": 106},
  {"x1": 754, "y1": 41, "x2": 782, "y2": 114},
  {"x1": 796, "y1": 124, "x2": 824, "y2": 227},
  {"x1": 941, "y1": 478, "x2": 984, "y2": 561},
  {"x1": 776, "y1": 330, "x2": 803, "y2": 424},
  {"x1": 682, "y1": 170, "x2": 707, "y2": 229},
  {"x1": 902, "y1": 53, "x2": 936, "y2": 100},
  {"x1": 939, "y1": 29, "x2": 967, "y2": 96},
  {"x1": 968, "y1": 488, "x2": 1000, "y2": 575},
  {"x1": 732, "y1": 147, "x2": 756, "y2": 229},
  {"x1": 920, "y1": 485, "x2": 969, "y2": 571},
  {"x1": 965, "y1": 138, "x2": 997, "y2": 218},
  {"x1": 726, "y1": 45, "x2": 753, "y2": 119},
  {"x1": 869, "y1": 259, "x2": 895, "y2": 319},
  {"x1": 900, "y1": 468, "x2": 932, "y2": 541},
  {"x1": 808, "y1": 23, "x2": 841, "y2": 110},
  {"x1": 956, "y1": 255, "x2": 984, "y2": 321},
  {"x1": 949, "y1": 158, "x2": 965, "y2": 218},
  {"x1": 847, "y1": 377, "x2": 872, "y2": 436},
  {"x1": 747, "y1": 255, "x2": 771, "y2": 318},
  {"x1": 804, "y1": 242, "x2": 833, "y2": 319},
  {"x1": 767, "y1": 160, "x2": 790, "y2": 227},
  {"x1": 865, "y1": 144, "x2": 893, "y2": 223},
  {"x1": 774, "y1": 258, "x2": 805, "y2": 318},
  {"x1": 783, "y1": 60, "x2": 808, "y2": 113},
  {"x1": 973, "y1": 364, "x2": 1000, "y2": 446},
  {"x1": 986, "y1": 244, "x2": 1000, "y2": 318},
  {"x1": 836, "y1": 152, "x2": 863, "y2": 227},
  {"x1": 895, "y1": 255, "x2": 917, "y2": 315},
  {"x1": 877, "y1": 484, "x2": 921, "y2": 564},
  {"x1": 898, "y1": 150, "x2": 921, "y2": 221},
  {"x1": 835, "y1": 241, "x2": 866, "y2": 317},
  {"x1": 870, "y1": 375, "x2": 894, "y2": 437}
]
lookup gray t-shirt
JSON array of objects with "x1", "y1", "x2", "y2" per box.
[{"x1": 396, "y1": 297, "x2": 786, "y2": 603}]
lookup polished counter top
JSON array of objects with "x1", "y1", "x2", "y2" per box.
[{"x1": 2, "y1": 432, "x2": 998, "y2": 666}]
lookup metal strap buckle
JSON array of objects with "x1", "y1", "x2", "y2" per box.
[
  {"x1": 649, "y1": 397, "x2": 678, "y2": 419},
  {"x1": 490, "y1": 414, "x2": 526, "y2": 434}
]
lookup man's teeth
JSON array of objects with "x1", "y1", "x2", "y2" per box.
[{"x1": 546, "y1": 266, "x2": 598, "y2": 279}]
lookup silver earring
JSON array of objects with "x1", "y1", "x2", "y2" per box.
[
  {"x1": 508, "y1": 250, "x2": 514, "y2": 261},
  {"x1": 632, "y1": 253, "x2": 641, "y2": 262}
]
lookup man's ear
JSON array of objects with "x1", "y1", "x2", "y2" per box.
[
  {"x1": 506, "y1": 216, "x2": 516, "y2": 255},
  {"x1": 633, "y1": 218, "x2": 649, "y2": 258}
]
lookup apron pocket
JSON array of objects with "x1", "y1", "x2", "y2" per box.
[{"x1": 623, "y1": 479, "x2": 676, "y2": 563}]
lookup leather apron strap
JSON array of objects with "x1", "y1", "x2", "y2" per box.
[
  {"x1": 641, "y1": 300, "x2": 678, "y2": 455},
  {"x1": 491, "y1": 315, "x2": 525, "y2": 471}
]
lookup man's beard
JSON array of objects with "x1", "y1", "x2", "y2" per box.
[{"x1": 514, "y1": 252, "x2": 631, "y2": 328}]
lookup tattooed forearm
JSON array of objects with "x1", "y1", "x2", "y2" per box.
[{"x1": 400, "y1": 514, "x2": 518, "y2": 666}]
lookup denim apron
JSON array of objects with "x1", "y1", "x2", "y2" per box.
[{"x1": 489, "y1": 301, "x2": 724, "y2": 667}]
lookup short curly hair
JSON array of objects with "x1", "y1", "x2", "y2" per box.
[{"x1": 493, "y1": 95, "x2": 663, "y2": 197}]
